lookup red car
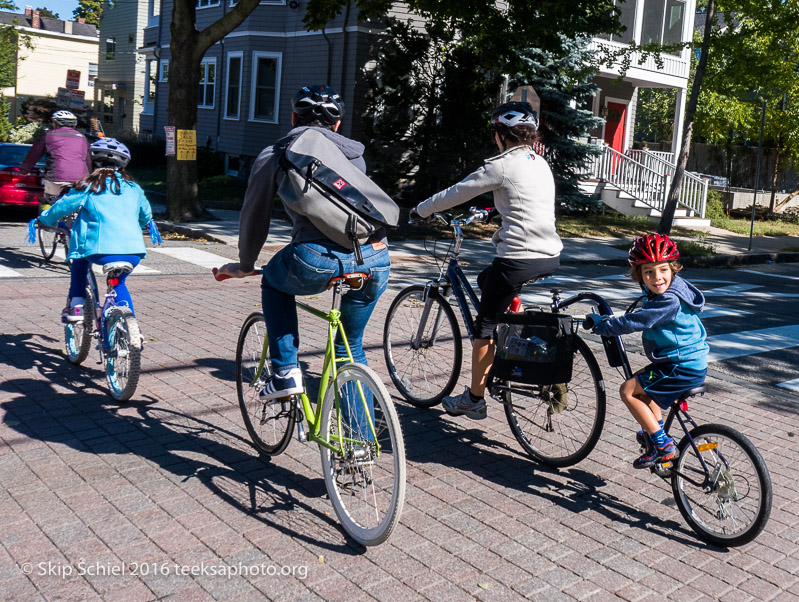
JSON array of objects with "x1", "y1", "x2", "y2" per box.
[{"x1": 0, "y1": 143, "x2": 45, "y2": 210}]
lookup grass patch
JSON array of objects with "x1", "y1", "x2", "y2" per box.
[
  {"x1": 130, "y1": 167, "x2": 246, "y2": 206},
  {"x1": 557, "y1": 213, "x2": 699, "y2": 239},
  {"x1": 709, "y1": 215, "x2": 799, "y2": 236}
]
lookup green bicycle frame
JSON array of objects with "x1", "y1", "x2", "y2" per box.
[{"x1": 252, "y1": 298, "x2": 381, "y2": 455}]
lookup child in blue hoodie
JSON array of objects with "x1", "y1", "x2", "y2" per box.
[
  {"x1": 37, "y1": 138, "x2": 153, "y2": 322},
  {"x1": 588, "y1": 234, "x2": 709, "y2": 469}
]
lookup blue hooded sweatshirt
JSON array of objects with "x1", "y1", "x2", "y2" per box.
[{"x1": 592, "y1": 274, "x2": 709, "y2": 370}]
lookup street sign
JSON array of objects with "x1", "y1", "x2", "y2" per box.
[
  {"x1": 66, "y1": 69, "x2": 80, "y2": 89},
  {"x1": 57, "y1": 87, "x2": 71, "y2": 108},
  {"x1": 165, "y1": 126, "x2": 176, "y2": 156},
  {"x1": 69, "y1": 90, "x2": 85, "y2": 109}
]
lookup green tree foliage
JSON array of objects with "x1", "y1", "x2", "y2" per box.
[
  {"x1": 35, "y1": 7, "x2": 59, "y2": 19},
  {"x1": 353, "y1": 1, "x2": 618, "y2": 206},
  {"x1": 362, "y1": 18, "x2": 500, "y2": 200},
  {"x1": 635, "y1": 88, "x2": 677, "y2": 143},
  {"x1": 73, "y1": 0, "x2": 102, "y2": 26}
]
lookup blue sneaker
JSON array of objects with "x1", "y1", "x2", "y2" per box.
[
  {"x1": 633, "y1": 438, "x2": 678, "y2": 469},
  {"x1": 260, "y1": 368, "x2": 303, "y2": 400}
]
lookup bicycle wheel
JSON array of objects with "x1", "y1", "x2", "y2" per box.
[
  {"x1": 235, "y1": 312, "x2": 295, "y2": 456},
  {"x1": 383, "y1": 285, "x2": 462, "y2": 407},
  {"x1": 503, "y1": 337, "x2": 606, "y2": 468},
  {"x1": 319, "y1": 362, "x2": 406, "y2": 546},
  {"x1": 104, "y1": 306, "x2": 142, "y2": 401},
  {"x1": 671, "y1": 424, "x2": 772, "y2": 547},
  {"x1": 38, "y1": 225, "x2": 57, "y2": 261},
  {"x1": 64, "y1": 285, "x2": 94, "y2": 364}
]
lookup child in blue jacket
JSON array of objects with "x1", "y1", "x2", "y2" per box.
[
  {"x1": 37, "y1": 139, "x2": 153, "y2": 321},
  {"x1": 588, "y1": 234, "x2": 709, "y2": 469}
]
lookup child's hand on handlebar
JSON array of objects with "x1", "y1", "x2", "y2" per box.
[
  {"x1": 213, "y1": 263, "x2": 259, "y2": 281},
  {"x1": 408, "y1": 206, "x2": 433, "y2": 224}
]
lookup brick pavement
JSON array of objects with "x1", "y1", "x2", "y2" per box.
[{"x1": 2, "y1": 272, "x2": 799, "y2": 601}]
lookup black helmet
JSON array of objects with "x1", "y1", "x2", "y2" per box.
[
  {"x1": 291, "y1": 84, "x2": 344, "y2": 125},
  {"x1": 490, "y1": 101, "x2": 539, "y2": 132}
]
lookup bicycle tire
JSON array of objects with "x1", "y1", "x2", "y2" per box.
[
  {"x1": 235, "y1": 312, "x2": 295, "y2": 456},
  {"x1": 503, "y1": 336, "x2": 606, "y2": 468},
  {"x1": 64, "y1": 285, "x2": 94, "y2": 364},
  {"x1": 104, "y1": 306, "x2": 142, "y2": 401},
  {"x1": 671, "y1": 423, "x2": 772, "y2": 547},
  {"x1": 319, "y1": 362, "x2": 406, "y2": 546},
  {"x1": 38, "y1": 224, "x2": 57, "y2": 261},
  {"x1": 383, "y1": 285, "x2": 462, "y2": 407}
]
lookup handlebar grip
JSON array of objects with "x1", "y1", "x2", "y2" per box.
[
  {"x1": 212, "y1": 267, "x2": 259, "y2": 281},
  {"x1": 582, "y1": 315, "x2": 596, "y2": 330}
]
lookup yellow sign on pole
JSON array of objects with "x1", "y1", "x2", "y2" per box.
[{"x1": 176, "y1": 129, "x2": 197, "y2": 161}]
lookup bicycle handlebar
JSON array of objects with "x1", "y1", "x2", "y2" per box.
[
  {"x1": 408, "y1": 206, "x2": 495, "y2": 227},
  {"x1": 212, "y1": 267, "x2": 260, "y2": 281}
]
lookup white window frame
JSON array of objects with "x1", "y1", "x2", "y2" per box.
[
  {"x1": 249, "y1": 51, "x2": 282, "y2": 123},
  {"x1": 224, "y1": 51, "x2": 243, "y2": 120},
  {"x1": 159, "y1": 59, "x2": 169, "y2": 82},
  {"x1": 198, "y1": 57, "x2": 216, "y2": 109},
  {"x1": 197, "y1": 0, "x2": 220, "y2": 8},
  {"x1": 142, "y1": 59, "x2": 156, "y2": 114}
]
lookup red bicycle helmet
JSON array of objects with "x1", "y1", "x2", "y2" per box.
[{"x1": 628, "y1": 233, "x2": 680, "y2": 266}]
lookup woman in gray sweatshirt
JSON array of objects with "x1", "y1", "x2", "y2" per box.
[{"x1": 414, "y1": 101, "x2": 562, "y2": 420}]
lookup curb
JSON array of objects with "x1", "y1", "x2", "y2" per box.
[
  {"x1": 561, "y1": 251, "x2": 799, "y2": 267},
  {"x1": 154, "y1": 221, "x2": 228, "y2": 245}
]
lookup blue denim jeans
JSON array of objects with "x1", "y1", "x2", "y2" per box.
[
  {"x1": 69, "y1": 254, "x2": 141, "y2": 315},
  {"x1": 261, "y1": 241, "x2": 391, "y2": 372}
]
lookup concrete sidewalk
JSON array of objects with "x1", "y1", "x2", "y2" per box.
[{"x1": 154, "y1": 206, "x2": 799, "y2": 266}]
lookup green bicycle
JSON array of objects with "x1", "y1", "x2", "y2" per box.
[{"x1": 216, "y1": 269, "x2": 406, "y2": 546}]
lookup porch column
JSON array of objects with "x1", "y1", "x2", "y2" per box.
[{"x1": 671, "y1": 86, "x2": 687, "y2": 156}]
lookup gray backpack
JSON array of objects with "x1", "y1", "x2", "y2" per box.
[{"x1": 277, "y1": 129, "x2": 399, "y2": 263}]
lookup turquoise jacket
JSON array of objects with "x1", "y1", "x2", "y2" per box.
[{"x1": 39, "y1": 177, "x2": 152, "y2": 260}]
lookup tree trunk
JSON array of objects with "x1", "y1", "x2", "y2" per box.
[
  {"x1": 164, "y1": 0, "x2": 262, "y2": 221},
  {"x1": 769, "y1": 145, "x2": 780, "y2": 213},
  {"x1": 658, "y1": 0, "x2": 715, "y2": 234}
]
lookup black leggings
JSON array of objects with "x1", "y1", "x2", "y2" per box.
[{"x1": 474, "y1": 256, "x2": 560, "y2": 339}]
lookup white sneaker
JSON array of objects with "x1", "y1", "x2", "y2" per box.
[{"x1": 260, "y1": 368, "x2": 303, "y2": 399}]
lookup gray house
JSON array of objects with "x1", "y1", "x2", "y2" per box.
[{"x1": 138, "y1": 0, "x2": 377, "y2": 176}]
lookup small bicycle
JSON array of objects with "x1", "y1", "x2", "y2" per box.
[
  {"x1": 580, "y1": 312, "x2": 772, "y2": 547},
  {"x1": 64, "y1": 260, "x2": 144, "y2": 401},
  {"x1": 382, "y1": 208, "x2": 607, "y2": 468},
  {"x1": 214, "y1": 268, "x2": 406, "y2": 546}
]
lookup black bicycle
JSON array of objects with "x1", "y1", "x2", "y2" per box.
[{"x1": 382, "y1": 208, "x2": 607, "y2": 467}]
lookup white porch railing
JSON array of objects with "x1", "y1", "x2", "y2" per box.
[{"x1": 586, "y1": 146, "x2": 708, "y2": 218}]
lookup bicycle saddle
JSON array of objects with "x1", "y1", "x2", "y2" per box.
[
  {"x1": 102, "y1": 261, "x2": 135, "y2": 275},
  {"x1": 680, "y1": 385, "x2": 707, "y2": 399},
  {"x1": 327, "y1": 272, "x2": 369, "y2": 290}
]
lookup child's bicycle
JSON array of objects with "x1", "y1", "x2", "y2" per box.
[
  {"x1": 64, "y1": 261, "x2": 144, "y2": 401},
  {"x1": 580, "y1": 311, "x2": 772, "y2": 547},
  {"x1": 214, "y1": 268, "x2": 406, "y2": 546},
  {"x1": 382, "y1": 207, "x2": 607, "y2": 468}
]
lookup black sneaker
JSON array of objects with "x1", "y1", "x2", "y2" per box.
[{"x1": 633, "y1": 438, "x2": 678, "y2": 469}]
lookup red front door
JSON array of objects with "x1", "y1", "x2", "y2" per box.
[{"x1": 603, "y1": 101, "x2": 627, "y2": 153}]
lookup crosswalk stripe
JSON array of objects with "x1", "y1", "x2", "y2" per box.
[
  {"x1": 738, "y1": 269, "x2": 799, "y2": 281},
  {"x1": 776, "y1": 378, "x2": 799, "y2": 393},
  {"x1": 707, "y1": 325, "x2": 799, "y2": 362},
  {"x1": 0, "y1": 263, "x2": 22, "y2": 277},
  {"x1": 53, "y1": 248, "x2": 161, "y2": 274},
  {"x1": 149, "y1": 247, "x2": 229, "y2": 269}
]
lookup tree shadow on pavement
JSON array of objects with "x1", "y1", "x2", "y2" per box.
[{"x1": 0, "y1": 333, "x2": 368, "y2": 554}]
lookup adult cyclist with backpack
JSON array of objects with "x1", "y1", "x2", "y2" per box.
[
  {"x1": 215, "y1": 84, "x2": 392, "y2": 399},
  {"x1": 20, "y1": 110, "x2": 92, "y2": 205}
]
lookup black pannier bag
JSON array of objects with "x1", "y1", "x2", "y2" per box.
[{"x1": 491, "y1": 310, "x2": 577, "y2": 385}]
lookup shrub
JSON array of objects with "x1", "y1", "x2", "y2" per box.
[{"x1": 200, "y1": 174, "x2": 235, "y2": 186}]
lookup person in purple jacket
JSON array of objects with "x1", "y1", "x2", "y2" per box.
[{"x1": 19, "y1": 110, "x2": 92, "y2": 205}]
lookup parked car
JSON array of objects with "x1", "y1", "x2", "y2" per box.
[{"x1": 0, "y1": 143, "x2": 45, "y2": 211}]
